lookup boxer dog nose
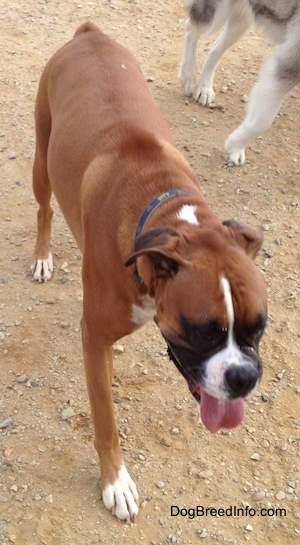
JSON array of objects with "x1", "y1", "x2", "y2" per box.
[{"x1": 225, "y1": 366, "x2": 258, "y2": 399}]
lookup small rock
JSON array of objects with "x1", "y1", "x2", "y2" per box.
[
  {"x1": 245, "y1": 524, "x2": 253, "y2": 532},
  {"x1": 61, "y1": 408, "x2": 76, "y2": 421},
  {"x1": 198, "y1": 470, "x2": 213, "y2": 480},
  {"x1": 113, "y1": 344, "x2": 125, "y2": 355},
  {"x1": 0, "y1": 417, "x2": 13, "y2": 429},
  {"x1": 16, "y1": 373, "x2": 28, "y2": 384},
  {"x1": 8, "y1": 152, "x2": 17, "y2": 159},
  {"x1": 275, "y1": 490, "x2": 285, "y2": 501},
  {"x1": 10, "y1": 485, "x2": 18, "y2": 493},
  {"x1": 250, "y1": 453, "x2": 261, "y2": 461},
  {"x1": 59, "y1": 322, "x2": 69, "y2": 329},
  {"x1": 241, "y1": 95, "x2": 249, "y2": 103},
  {"x1": 155, "y1": 481, "x2": 164, "y2": 489},
  {"x1": 161, "y1": 438, "x2": 172, "y2": 447},
  {"x1": 27, "y1": 379, "x2": 38, "y2": 388},
  {"x1": 247, "y1": 427, "x2": 256, "y2": 434},
  {"x1": 198, "y1": 529, "x2": 208, "y2": 538},
  {"x1": 252, "y1": 490, "x2": 266, "y2": 501},
  {"x1": 261, "y1": 393, "x2": 269, "y2": 402},
  {"x1": 171, "y1": 427, "x2": 180, "y2": 435}
]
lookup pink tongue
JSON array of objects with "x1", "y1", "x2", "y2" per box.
[{"x1": 200, "y1": 387, "x2": 245, "y2": 433}]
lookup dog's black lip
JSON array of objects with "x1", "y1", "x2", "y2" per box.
[{"x1": 164, "y1": 338, "x2": 202, "y2": 402}]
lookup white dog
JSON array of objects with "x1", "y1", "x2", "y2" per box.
[{"x1": 179, "y1": 0, "x2": 300, "y2": 165}]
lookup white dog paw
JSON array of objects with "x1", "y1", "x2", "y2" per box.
[
  {"x1": 193, "y1": 84, "x2": 215, "y2": 106},
  {"x1": 179, "y1": 63, "x2": 198, "y2": 96},
  {"x1": 102, "y1": 464, "x2": 139, "y2": 522},
  {"x1": 225, "y1": 139, "x2": 246, "y2": 166},
  {"x1": 31, "y1": 253, "x2": 53, "y2": 282}
]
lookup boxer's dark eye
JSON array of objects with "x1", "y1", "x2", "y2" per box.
[
  {"x1": 182, "y1": 318, "x2": 228, "y2": 348},
  {"x1": 245, "y1": 315, "x2": 267, "y2": 341}
]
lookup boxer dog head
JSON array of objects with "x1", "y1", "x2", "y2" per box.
[{"x1": 126, "y1": 220, "x2": 267, "y2": 433}]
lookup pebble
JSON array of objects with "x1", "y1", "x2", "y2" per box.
[
  {"x1": 198, "y1": 470, "x2": 213, "y2": 480},
  {"x1": 155, "y1": 481, "x2": 164, "y2": 489},
  {"x1": 250, "y1": 453, "x2": 261, "y2": 461},
  {"x1": 0, "y1": 417, "x2": 13, "y2": 429},
  {"x1": 275, "y1": 490, "x2": 286, "y2": 501},
  {"x1": 8, "y1": 151, "x2": 16, "y2": 159},
  {"x1": 113, "y1": 344, "x2": 125, "y2": 355},
  {"x1": 245, "y1": 524, "x2": 253, "y2": 532},
  {"x1": 61, "y1": 408, "x2": 76, "y2": 421},
  {"x1": 241, "y1": 94, "x2": 249, "y2": 103},
  {"x1": 171, "y1": 427, "x2": 180, "y2": 435},
  {"x1": 198, "y1": 529, "x2": 208, "y2": 538},
  {"x1": 161, "y1": 438, "x2": 172, "y2": 447},
  {"x1": 252, "y1": 490, "x2": 266, "y2": 501},
  {"x1": 16, "y1": 373, "x2": 28, "y2": 384}
]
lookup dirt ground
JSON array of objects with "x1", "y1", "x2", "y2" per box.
[{"x1": 0, "y1": 1, "x2": 299, "y2": 544}]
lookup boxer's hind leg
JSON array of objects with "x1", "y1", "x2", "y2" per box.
[{"x1": 31, "y1": 98, "x2": 54, "y2": 282}]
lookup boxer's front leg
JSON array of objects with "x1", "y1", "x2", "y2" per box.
[{"x1": 81, "y1": 313, "x2": 139, "y2": 522}]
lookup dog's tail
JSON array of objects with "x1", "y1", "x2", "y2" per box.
[{"x1": 73, "y1": 21, "x2": 100, "y2": 38}]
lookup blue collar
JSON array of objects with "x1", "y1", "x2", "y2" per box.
[
  {"x1": 135, "y1": 189, "x2": 190, "y2": 238},
  {"x1": 134, "y1": 189, "x2": 190, "y2": 286}
]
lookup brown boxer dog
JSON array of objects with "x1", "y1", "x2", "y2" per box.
[{"x1": 31, "y1": 22, "x2": 267, "y2": 522}]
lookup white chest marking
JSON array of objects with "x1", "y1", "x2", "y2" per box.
[
  {"x1": 131, "y1": 295, "x2": 156, "y2": 327},
  {"x1": 176, "y1": 204, "x2": 199, "y2": 225}
]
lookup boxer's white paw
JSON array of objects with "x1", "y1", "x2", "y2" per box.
[
  {"x1": 193, "y1": 84, "x2": 215, "y2": 106},
  {"x1": 102, "y1": 464, "x2": 139, "y2": 522},
  {"x1": 31, "y1": 253, "x2": 53, "y2": 282}
]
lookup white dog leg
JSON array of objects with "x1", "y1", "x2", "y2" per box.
[
  {"x1": 179, "y1": 17, "x2": 206, "y2": 96},
  {"x1": 193, "y1": 16, "x2": 251, "y2": 105},
  {"x1": 180, "y1": 1, "x2": 252, "y2": 105},
  {"x1": 225, "y1": 55, "x2": 294, "y2": 165}
]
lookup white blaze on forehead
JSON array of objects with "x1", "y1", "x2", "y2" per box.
[
  {"x1": 176, "y1": 204, "x2": 199, "y2": 225},
  {"x1": 220, "y1": 276, "x2": 234, "y2": 344}
]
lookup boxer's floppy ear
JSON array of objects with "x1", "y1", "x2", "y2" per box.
[
  {"x1": 125, "y1": 226, "x2": 188, "y2": 278},
  {"x1": 223, "y1": 219, "x2": 263, "y2": 259}
]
